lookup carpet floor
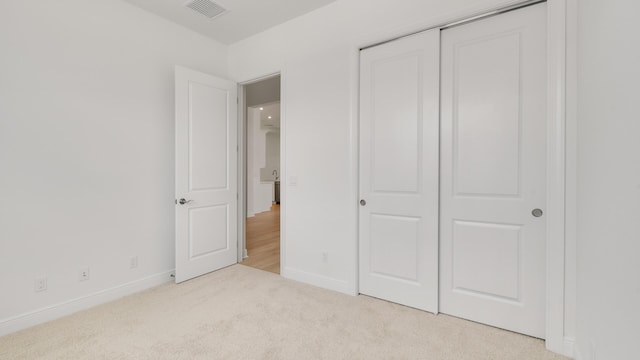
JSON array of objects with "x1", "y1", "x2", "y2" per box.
[{"x1": 0, "y1": 265, "x2": 568, "y2": 360}]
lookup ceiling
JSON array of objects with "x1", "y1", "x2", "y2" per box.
[
  {"x1": 124, "y1": 0, "x2": 337, "y2": 44},
  {"x1": 258, "y1": 103, "x2": 280, "y2": 129}
]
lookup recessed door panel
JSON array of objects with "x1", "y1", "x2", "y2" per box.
[
  {"x1": 189, "y1": 82, "x2": 228, "y2": 192},
  {"x1": 452, "y1": 221, "x2": 521, "y2": 301},
  {"x1": 189, "y1": 205, "x2": 229, "y2": 259},
  {"x1": 370, "y1": 214, "x2": 420, "y2": 281},
  {"x1": 453, "y1": 33, "x2": 522, "y2": 197},
  {"x1": 371, "y1": 55, "x2": 421, "y2": 193}
]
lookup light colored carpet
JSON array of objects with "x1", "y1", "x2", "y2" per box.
[{"x1": 0, "y1": 265, "x2": 567, "y2": 360}]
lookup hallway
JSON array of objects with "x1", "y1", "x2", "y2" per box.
[{"x1": 242, "y1": 205, "x2": 280, "y2": 274}]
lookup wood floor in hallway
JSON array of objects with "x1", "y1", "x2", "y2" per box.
[{"x1": 242, "y1": 204, "x2": 280, "y2": 274}]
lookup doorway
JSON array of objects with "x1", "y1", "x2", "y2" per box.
[{"x1": 240, "y1": 75, "x2": 282, "y2": 274}]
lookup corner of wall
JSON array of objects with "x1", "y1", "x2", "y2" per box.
[{"x1": 282, "y1": 267, "x2": 354, "y2": 296}]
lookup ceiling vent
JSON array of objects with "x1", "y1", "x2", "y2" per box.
[{"x1": 184, "y1": 0, "x2": 227, "y2": 19}]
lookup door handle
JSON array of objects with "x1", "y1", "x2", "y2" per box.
[
  {"x1": 360, "y1": 199, "x2": 366, "y2": 206},
  {"x1": 178, "y1": 198, "x2": 193, "y2": 205},
  {"x1": 532, "y1": 208, "x2": 543, "y2": 217}
]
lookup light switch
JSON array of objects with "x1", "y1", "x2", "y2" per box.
[{"x1": 288, "y1": 175, "x2": 298, "y2": 186}]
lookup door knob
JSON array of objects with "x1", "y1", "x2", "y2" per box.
[
  {"x1": 178, "y1": 198, "x2": 193, "y2": 205},
  {"x1": 360, "y1": 199, "x2": 366, "y2": 206},
  {"x1": 531, "y1": 208, "x2": 543, "y2": 217}
]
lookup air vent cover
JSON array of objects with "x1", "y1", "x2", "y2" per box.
[{"x1": 185, "y1": 0, "x2": 227, "y2": 19}]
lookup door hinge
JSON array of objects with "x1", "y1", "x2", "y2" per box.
[{"x1": 236, "y1": 193, "x2": 239, "y2": 200}]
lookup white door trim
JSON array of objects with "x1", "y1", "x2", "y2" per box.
[
  {"x1": 353, "y1": 0, "x2": 571, "y2": 356},
  {"x1": 237, "y1": 84, "x2": 246, "y2": 263},
  {"x1": 544, "y1": 0, "x2": 568, "y2": 354},
  {"x1": 279, "y1": 70, "x2": 287, "y2": 276}
]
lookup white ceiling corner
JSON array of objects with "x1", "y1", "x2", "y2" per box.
[{"x1": 124, "y1": 0, "x2": 338, "y2": 44}]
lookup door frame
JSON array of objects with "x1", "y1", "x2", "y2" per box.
[
  {"x1": 353, "y1": 0, "x2": 572, "y2": 356},
  {"x1": 237, "y1": 72, "x2": 284, "y2": 274}
]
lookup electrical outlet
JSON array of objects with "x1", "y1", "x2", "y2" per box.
[
  {"x1": 78, "y1": 267, "x2": 90, "y2": 281},
  {"x1": 130, "y1": 256, "x2": 138, "y2": 269},
  {"x1": 322, "y1": 252, "x2": 329, "y2": 263},
  {"x1": 34, "y1": 277, "x2": 47, "y2": 292}
]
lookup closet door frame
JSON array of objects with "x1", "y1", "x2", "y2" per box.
[{"x1": 350, "y1": 0, "x2": 571, "y2": 356}]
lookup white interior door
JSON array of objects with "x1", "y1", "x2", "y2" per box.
[
  {"x1": 439, "y1": 3, "x2": 547, "y2": 338},
  {"x1": 359, "y1": 29, "x2": 440, "y2": 312},
  {"x1": 175, "y1": 66, "x2": 238, "y2": 283}
]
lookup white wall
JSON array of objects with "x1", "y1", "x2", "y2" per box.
[
  {"x1": 0, "y1": 0, "x2": 227, "y2": 334},
  {"x1": 575, "y1": 0, "x2": 640, "y2": 358},
  {"x1": 229, "y1": 0, "x2": 576, "y2": 353},
  {"x1": 261, "y1": 131, "x2": 280, "y2": 182},
  {"x1": 246, "y1": 108, "x2": 273, "y2": 216}
]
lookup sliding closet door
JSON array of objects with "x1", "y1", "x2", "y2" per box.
[
  {"x1": 359, "y1": 29, "x2": 440, "y2": 312},
  {"x1": 439, "y1": 3, "x2": 547, "y2": 338}
]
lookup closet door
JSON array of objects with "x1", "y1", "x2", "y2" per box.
[
  {"x1": 359, "y1": 29, "x2": 440, "y2": 312},
  {"x1": 439, "y1": 3, "x2": 547, "y2": 338}
]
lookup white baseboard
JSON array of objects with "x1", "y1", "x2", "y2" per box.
[
  {"x1": 282, "y1": 267, "x2": 352, "y2": 295},
  {"x1": 0, "y1": 269, "x2": 175, "y2": 337},
  {"x1": 563, "y1": 336, "x2": 576, "y2": 358}
]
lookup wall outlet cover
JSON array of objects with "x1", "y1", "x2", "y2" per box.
[
  {"x1": 130, "y1": 256, "x2": 139, "y2": 269},
  {"x1": 79, "y1": 268, "x2": 90, "y2": 281},
  {"x1": 34, "y1": 277, "x2": 47, "y2": 292}
]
